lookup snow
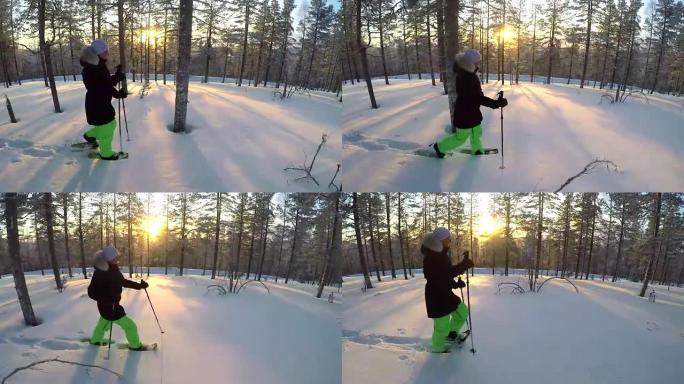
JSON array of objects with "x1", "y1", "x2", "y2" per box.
[
  {"x1": 0, "y1": 272, "x2": 341, "y2": 383},
  {"x1": 342, "y1": 78, "x2": 684, "y2": 192},
  {"x1": 0, "y1": 78, "x2": 341, "y2": 192},
  {"x1": 342, "y1": 271, "x2": 684, "y2": 384}
]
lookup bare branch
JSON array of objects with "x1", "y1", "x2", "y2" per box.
[
  {"x1": 1, "y1": 358, "x2": 123, "y2": 383},
  {"x1": 555, "y1": 159, "x2": 620, "y2": 193}
]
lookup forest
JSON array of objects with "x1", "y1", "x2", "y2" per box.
[
  {"x1": 344, "y1": 192, "x2": 684, "y2": 295},
  {"x1": 0, "y1": 0, "x2": 342, "y2": 128},
  {"x1": 342, "y1": 0, "x2": 684, "y2": 106},
  {"x1": 0, "y1": 192, "x2": 342, "y2": 325}
]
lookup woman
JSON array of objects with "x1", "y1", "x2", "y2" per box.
[
  {"x1": 421, "y1": 227, "x2": 473, "y2": 353},
  {"x1": 433, "y1": 49, "x2": 508, "y2": 158},
  {"x1": 87, "y1": 246, "x2": 150, "y2": 350},
  {"x1": 80, "y1": 39, "x2": 126, "y2": 160}
]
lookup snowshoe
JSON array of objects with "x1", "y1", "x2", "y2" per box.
[
  {"x1": 71, "y1": 142, "x2": 98, "y2": 152},
  {"x1": 81, "y1": 338, "x2": 115, "y2": 346},
  {"x1": 88, "y1": 151, "x2": 129, "y2": 160},
  {"x1": 460, "y1": 148, "x2": 498, "y2": 155},
  {"x1": 118, "y1": 342, "x2": 157, "y2": 351}
]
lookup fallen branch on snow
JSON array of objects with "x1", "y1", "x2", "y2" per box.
[
  {"x1": 285, "y1": 134, "x2": 328, "y2": 186},
  {"x1": 1, "y1": 357, "x2": 123, "y2": 383},
  {"x1": 554, "y1": 159, "x2": 620, "y2": 193}
]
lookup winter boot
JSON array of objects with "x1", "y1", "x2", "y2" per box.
[
  {"x1": 83, "y1": 133, "x2": 99, "y2": 147},
  {"x1": 432, "y1": 143, "x2": 445, "y2": 159},
  {"x1": 99, "y1": 153, "x2": 120, "y2": 161}
]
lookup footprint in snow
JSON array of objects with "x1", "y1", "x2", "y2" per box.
[
  {"x1": 23, "y1": 147, "x2": 54, "y2": 158},
  {"x1": 39, "y1": 339, "x2": 83, "y2": 351},
  {"x1": 398, "y1": 355, "x2": 409, "y2": 361}
]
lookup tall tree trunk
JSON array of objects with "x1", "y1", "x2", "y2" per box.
[
  {"x1": 211, "y1": 193, "x2": 222, "y2": 279},
  {"x1": 546, "y1": 0, "x2": 557, "y2": 85},
  {"x1": 580, "y1": 0, "x2": 593, "y2": 88},
  {"x1": 385, "y1": 193, "x2": 396, "y2": 278},
  {"x1": 367, "y1": 197, "x2": 381, "y2": 282},
  {"x1": 601, "y1": 197, "x2": 614, "y2": 281},
  {"x1": 173, "y1": 0, "x2": 193, "y2": 132},
  {"x1": 356, "y1": 0, "x2": 377, "y2": 108},
  {"x1": 650, "y1": 3, "x2": 669, "y2": 94},
  {"x1": 397, "y1": 193, "x2": 408, "y2": 280},
  {"x1": 353, "y1": 193, "x2": 373, "y2": 289},
  {"x1": 612, "y1": 200, "x2": 626, "y2": 283},
  {"x1": 444, "y1": 0, "x2": 459, "y2": 126},
  {"x1": 4, "y1": 193, "x2": 39, "y2": 325},
  {"x1": 639, "y1": 193, "x2": 662, "y2": 296},
  {"x1": 378, "y1": 1, "x2": 389, "y2": 85},
  {"x1": 78, "y1": 193, "x2": 87, "y2": 278},
  {"x1": 238, "y1": 3, "x2": 251, "y2": 86},
  {"x1": 39, "y1": 0, "x2": 61, "y2": 112},
  {"x1": 43, "y1": 193, "x2": 63, "y2": 291},
  {"x1": 179, "y1": 193, "x2": 187, "y2": 276},
  {"x1": 62, "y1": 196, "x2": 72, "y2": 277},
  {"x1": 284, "y1": 206, "x2": 300, "y2": 284}
]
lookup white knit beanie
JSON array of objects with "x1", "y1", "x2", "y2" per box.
[
  {"x1": 101, "y1": 246, "x2": 120, "y2": 262},
  {"x1": 433, "y1": 227, "x2": 451, "y2": 241},
  {"x1": 91, "y1": 39, "x2": 108, "y2": 55}
]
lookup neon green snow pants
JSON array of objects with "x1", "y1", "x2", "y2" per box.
[
  {"x1": 84, "y1": 119, "x2": 117, "y2": 158},
  {"x1": 432, "y1": 303, "x2": 469, "y2": 353},
  {"x1": 90, "y1": 315, "x2": 142, "y2": 349},
  {"x1": 436, "y1": 125, "x2": 483, "y2": 154}
]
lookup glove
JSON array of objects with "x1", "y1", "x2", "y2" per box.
[
  {"x1": 113, "y1": 88, "x2": 128, "y2": 99},
  {"x1": 459, "y1": 257, "x2": 474, "y2": 270},
  {"x1": 114, "y1": 65, "x2": 125, "y2": 81},
  {"x1": 496, "y1": 97, "x2": 508, "y2": 108},
  {"x1": 454, "y1": 278, "x2": 466, "y2": 289},
  {"x1": 140, "y1": 280, "x2": 149, "y2": 289}
]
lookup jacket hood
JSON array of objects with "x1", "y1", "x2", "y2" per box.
[
  {"x1": 93, "y1": 250, "x2": 110, "y2": 272},
  {"x1": 421, "y1": 232, "x2": 443, "y2": 253},
  {"x1": 455, "y1": 53, "x2": 477, "y2": 74},
  {"x1": 80, "y1": 46, "x2": 100, "y2": 66}
]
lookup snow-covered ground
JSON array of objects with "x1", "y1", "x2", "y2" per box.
[
  {"x1": 342, "y1": 78, "x2": 684, "y2": 192},
  {"x1": 0, "y1": 79, "x2": 341, "y2": 192},
  {"x1": 0, "y1": 273, "x2": 341, "y2": 383},
  {"x1": 342, "y1": 272, "x2": 684, "y2": 384}
]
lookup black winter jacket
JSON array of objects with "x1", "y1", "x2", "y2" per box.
[
  {"x1": 80, "y1": 47, "x2": 122, "y2": 126},
  {"x1": 422, "y1": 233, "x2": 470, "y2": 319},
  {"x1": 452, "y1": 53, "x2": 499, "y2": 129},
  {"x1": 88, "y1": 257, "x2": 144, "y2": 321}
]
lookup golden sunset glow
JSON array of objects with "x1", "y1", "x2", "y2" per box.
[
  {"x1": 499, "y1": 25, "x2": 516, "y2": 40},
  {"x1": 477, "y1": 215, "x2": 501, "y2": 238},
  {"x1": 143, "y1": 215, "x2": 164, "y2": 239}
]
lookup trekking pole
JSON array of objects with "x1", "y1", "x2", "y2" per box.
[
  {"x1": 117, "y1": 65, "x2": 130, "y2": 142},
  {"x1": 121, "y1": 96, "x2": 130, "y2": 141},
  {"x1": 144, "y1": 288, "x2": 165, "y2": 333},
  {"x1": 458, "y1": 280, "x2": 471, "y2": 332},
  {"x1": 500, "y1": 91, "x2": 504, "y2": 169},
  {"x1": 107, "y1": 303, "x2": 114, "y2": 360},
  {"x1": 464, "y1": 254, "x2": 476, "y2": 355},
  {"x1": 118, "y1": 98, "x2": 123, "y2": 153}
]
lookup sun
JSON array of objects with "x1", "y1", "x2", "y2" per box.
[
  {"x1": 500, "y1": 25, "x2": 516, "y2": 40},
  {"x1": 143, "y1": 215, "x2": 163, "y2": 239},
  {"x1": 477, "y1": 215, "x2": 501, "y2": 238}
]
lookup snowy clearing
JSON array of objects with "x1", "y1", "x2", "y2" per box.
[
  {"x1": 342, "y1": 271, "x2": 684, "y2": 384},
  {"x1": 0, "y1": 79, "x2": 341, "y2": 192},
  {"x1": 0, "y1": 272, "x2": 341, "y2": 383},
  {"x1": 342, "y1": 78, "x2": 684, "y2": 192}
]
